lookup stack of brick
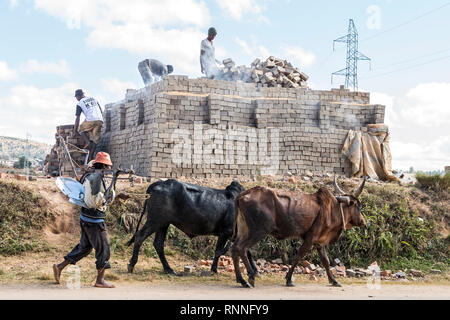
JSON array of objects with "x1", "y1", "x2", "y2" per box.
[
  {"x1": 44, "y1": 125, "x2": 87, "y2": 177},
  {"x1": 92, "y1": 75, "x2": 384, "y2": 179},
  {"x1": 219, "y1": 58, "x2": 253, "y2": 82},
  {"x1": 218, "y1": 56, "x2": 309, "y2": 88}
]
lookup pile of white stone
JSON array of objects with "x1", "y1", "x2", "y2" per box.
[{"x1": 219, "y1": 56, "x2": 309, "y2": 88}]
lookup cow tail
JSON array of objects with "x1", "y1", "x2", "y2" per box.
[
  {"x1": 126, "y1": 197, "x2": 148, "y2": 246},
  {"x1": 231, "y1": 196, "x2": 241, "y2": 243}
]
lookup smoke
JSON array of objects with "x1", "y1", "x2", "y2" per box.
[{"x1": 344, "y1": 113, "x2": 361, "y2": 128}]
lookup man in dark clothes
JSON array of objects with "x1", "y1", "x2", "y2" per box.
[
  {"x1": 138, "y1": 59, "x2": 173, "y2": 86},
  {"x1": 53, "y1": 152, "x2": 116, "y2": 288}
]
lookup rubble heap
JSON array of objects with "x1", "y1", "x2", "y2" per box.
[
  {"x1": 190, "y1": 257, "x2": 433, "y2": 281},
  {"x1": 218, "y1": 56, "x2": 309, "y2": 88},
  {"x1": 43, "y1": 125, "x2": 87, "y2": 177}
]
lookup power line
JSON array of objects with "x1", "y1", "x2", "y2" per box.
[
  {"x1": 359, "y1": 47, "x2": 450, "y2": 76},
  {"x1": 311, "y1": 50, "x2": 334, "y2": 72},
  {"x1": 361, "y1": 2, "x2": 450, "y2": 42},
  {"x1": 360, "y1": 54, "x2": 450, "y2": 79}
]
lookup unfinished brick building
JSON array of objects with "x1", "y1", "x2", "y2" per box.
[{"x1": 92, "y1": 75, "x2": 385, "y2": 179}]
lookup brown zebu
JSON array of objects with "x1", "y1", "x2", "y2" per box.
[{"x1": 231, "y1": 176, "x2": 366, "y2": 288}]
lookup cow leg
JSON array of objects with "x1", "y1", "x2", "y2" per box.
[
  {"x1": 231, "y1": 242, "x2": 251, "y2": 288},
  {"x1": 285, "y1": 237, "x2": 314, "y2": 287},
  {"x1": 246, "y1": 250, "x2": 258, "y2": 275},
  {"x1": 153, "y1": 226, "x2": 175, "y2": 275},
  {"x1": 240, "y1": 247, "x2": 257, "y2": 287},
  {"x1": 241, "y1": 228, "x2": 269, "y2": 287},
  {"x1": 316, "y1": 245, "x2": 342, "y2": 287},
  {"x1": 128, "y1": 226, "x2": 157, "y2": 273},
  {"x1": 237, "y1": 233, "x2": 266, "y2": 287},
  {"x1": 211, "y1": 234, "x2": 230, "y2": 273}
]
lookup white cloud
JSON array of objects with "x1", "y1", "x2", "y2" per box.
[
  {"x1": 35, "y1": 0, "x2": 209, "y2": 29},
  {"x1": 404, "y1": 82, "x2": 450, "y2": 127},
  {"x1": 282, "y1": 46, "x2": 316, "y2": 68},
  {"x1": 101, "y1": 78, "x2": 137, "y2": 101},
  {"x1": 390, "y1": 137, "x2": 450, "y2": 172},
  {"x1": 371, "y1": 82, "x2": 450, "y2": 172},
  {"x1": 235, "y1": 37, "x2": 255, "y2": 56},
  {"x1": 235, "y1": 37, "x2": 271, "y2": 60},
  {"x1": 235, "y1": 38, "x2": 315, "y2": 68},
  {"x1": 0, "y1": 83, "x2": 79, "y2": 144},
  {"x1": 217, "y1": 0, "x2": 263, "y2": 20},
  {"x1": 20, "y1": 59, "x2": 71, "y2": 77},
  {"x1": 86, "y1": 25, "x2": 206, "y2": 75},
  {"x1": 0, "y1": 61, "x2": 18, "y2": 81},
  {"x1": 10, "y1": 0, "x2": 18, "y2": 8},
  {"x1": 33, "y1": 0, "x2": 211, "y2": 76},
  {"x1": 258, "y1": 45, "x2": 271, "y2": 60}
]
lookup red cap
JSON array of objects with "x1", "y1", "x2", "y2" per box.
[{"x1": 93, "y1": 152, "x2": 113, "y2": 166}]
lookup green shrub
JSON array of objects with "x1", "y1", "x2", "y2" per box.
[{"x1": 416, "y1": 172, "x2": 450, "y2": 191}]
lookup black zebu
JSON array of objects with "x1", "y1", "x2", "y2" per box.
[{"x1": 127, "y1": 179, "x2": 256, "y2": 274}]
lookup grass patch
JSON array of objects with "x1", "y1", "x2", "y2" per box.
[
  {"x1": 104, "y1": 273, "x2": 120, "y2": 281},
  {"x1": 36, "y1": 273, "x2": 52, "y2": 281},
  {"x1": 416, "y1": 172, "x2": 450, "y2": 192},
  {"x1": 0, "y1": 181, "x2": 53, "y2": 255}
]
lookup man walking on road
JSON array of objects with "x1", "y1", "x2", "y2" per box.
[{"x1": 53, "y1": 152, "x2": 117, "y2": 288}]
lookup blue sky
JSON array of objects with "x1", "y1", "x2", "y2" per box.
[{"x1": 1, "y1": 0, "x2": 449, "y2": 171}]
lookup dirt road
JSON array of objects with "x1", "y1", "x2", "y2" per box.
[{"x1": 0, "y1": 282, "x2": 448, "y2": 300}]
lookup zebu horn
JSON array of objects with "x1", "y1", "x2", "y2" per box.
[
  {"x1": 334, "y1": 175, "x2": 346, "y2": 195},
  {"x1": 353, "y1": 176, "x2": 367, "y2": 198},
  {"x1": 336, "y1": 196, "x2": 351, "y2": 205}
]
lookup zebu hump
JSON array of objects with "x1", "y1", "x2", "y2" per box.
[{"x1": 146, "y1": 179, "x2": 179, "y2": 194}]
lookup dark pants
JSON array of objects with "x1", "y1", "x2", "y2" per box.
[{"x1": 64, "y1": 221, "x2": 111, "y2": 270}]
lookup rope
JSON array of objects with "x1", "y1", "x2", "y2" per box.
[
  {"x1": 112, "y1": 215, "x2": 123, "y2": 253},
  {"x1": 66, "y1": 142, "x2": 89, "y2": 154},
  {"x1": 340, "y1": 203, "x2": 346, "y2": 231}
]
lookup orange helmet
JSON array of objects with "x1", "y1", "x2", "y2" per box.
[{"x1": 92, "y1": 152, "x2": 113, "y2": 166}]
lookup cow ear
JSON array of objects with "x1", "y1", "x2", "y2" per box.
[
  {"x1": 225, "y1": 185, "x2": 234, "y2": 198},
  {"x1": 231, "y1": 180, "x2": 241, "y2": 187}
]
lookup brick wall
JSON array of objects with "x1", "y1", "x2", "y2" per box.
[{"x1": 96, "y1": 75, "x2": 385, "y2": 178}]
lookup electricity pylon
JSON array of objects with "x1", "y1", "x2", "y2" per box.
[{"x1": 332, "y1": 19, "x2": 371, "y2": 91}]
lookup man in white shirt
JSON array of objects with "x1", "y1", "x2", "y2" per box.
[
  {"x1": 73, "y1": 89, "x2": 103, "y2": 162},
  {"x1": 200, "y1": 27, "x2": 221, "y2": 79}
]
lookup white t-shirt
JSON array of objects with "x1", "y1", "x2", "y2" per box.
[{"x1": 76, "y1": 97, "x2": 103, "y2": 122}]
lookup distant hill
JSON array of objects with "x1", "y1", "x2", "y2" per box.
[{"x1": 0, "y1": 136, "x2": 51, "y2": 161}]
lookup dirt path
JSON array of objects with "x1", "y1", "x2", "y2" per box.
[{"x1": 0, "y1": 283, "x2": 448, "y2": 300}]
